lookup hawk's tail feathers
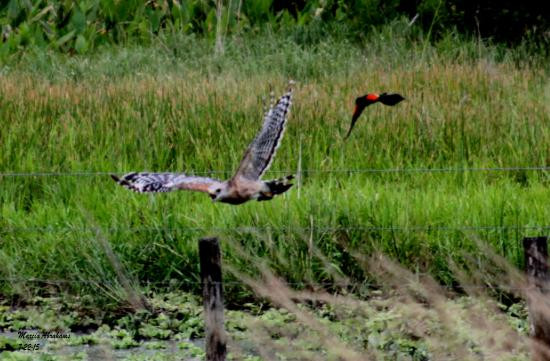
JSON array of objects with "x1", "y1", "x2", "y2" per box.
[{"x1": 259, "y1": 175, "x2": 294, "y2": 201}]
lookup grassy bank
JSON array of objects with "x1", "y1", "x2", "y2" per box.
[{"x1": 0, "y1": 27, "x2": 549, "y2": 305}]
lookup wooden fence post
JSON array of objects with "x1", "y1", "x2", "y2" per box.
[
  {"x1": 199, "y1": 237, "x2": 227, "y2": 361},
  {"x1": 523, "y1": 236, "x2": 550, "y2": 360}
]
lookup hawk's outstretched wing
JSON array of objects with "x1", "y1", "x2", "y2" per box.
[
  {"x1": 111, "y1": 172, "x2": 223, "y2": 194},
  {"x1": 234, "y1": 84, "x2": 293, "y2": 181}
]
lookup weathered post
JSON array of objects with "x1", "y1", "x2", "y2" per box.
[
  {"x1": 199, "y1": 237, "x2": 227, "y2": 361},
  {"x1": 523, "y1": 236, "x2": 550, "y2": 360}
]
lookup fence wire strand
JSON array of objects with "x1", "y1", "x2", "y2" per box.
[
  {"x1": 1, "y1": 225, "x2": 549, "y2": 233},
  {"x1": 1, "y1": 166, "x2": 548, "y2": 308},
  {"x1": 0, "y1": 166, "x2": 549, "y2": 177},
  {"x1": 0, "y1": 277, "x2": 540, "y2": 290}
]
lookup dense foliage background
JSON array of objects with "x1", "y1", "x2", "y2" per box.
[{"x1": 1, "y1": 0, "x2": 549, "y2": 58}]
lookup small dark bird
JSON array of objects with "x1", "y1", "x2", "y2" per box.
[{"x1": 345, "y1": 92, "x2": 405, "y2": 139}]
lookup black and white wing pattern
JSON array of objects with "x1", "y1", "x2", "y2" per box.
[
  {"x1": 111, "y1": 172, "x2": 223, "y2": 194},
  {"x1": 234, "y1": 83, "x2": 293, "y2": 181}
]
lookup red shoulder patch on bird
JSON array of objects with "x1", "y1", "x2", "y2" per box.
[{"x1": 366, "y1": 93, "x2": 379, "y2": 101}]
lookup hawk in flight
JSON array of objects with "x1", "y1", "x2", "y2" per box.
[
  {"x1": 111, "y1": 83, "x2": 295, "y2": 205},
  {"x1": 345, "y1": 92, "x2": 404, "y2": 140}
]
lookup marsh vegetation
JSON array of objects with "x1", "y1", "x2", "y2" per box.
[{"x1": 0, "y1": 5, "x2": 549, "y2": 360}]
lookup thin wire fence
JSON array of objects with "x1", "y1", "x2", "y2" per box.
[
  {"x1": 1, "y1": 166, "x2": 548, "y2": 299},
  {"x1": 0, "y1": 165, "x2": 549, "y2": 177},
  {"x1": 2, "y1": 225, "x2": 545, "y2": 288},
  {"x1": 1, "y1": 224, "x2": 547, "y2": 286},
  {"x1": 0, "y1": 277, "x2": 538, "y2": 290},
  {"x1": 1, "y1": 225, "x2": 549, "y2": 233}
]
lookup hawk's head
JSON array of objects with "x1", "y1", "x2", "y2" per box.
[{"x1": 209, "y1": 183, "x2": 230, "y2": 202}]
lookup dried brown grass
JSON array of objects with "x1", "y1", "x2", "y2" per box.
[{"x1": 220, "y1": 235, "x2": 546, "y2": 361}]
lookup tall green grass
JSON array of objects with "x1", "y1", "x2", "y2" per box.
[{"x1": 0, "y1": 26, "x2": 549, "y2": 305}]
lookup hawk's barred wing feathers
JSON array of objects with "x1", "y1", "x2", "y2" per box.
[
  {"x1": 234, "y1": 83, "x2": 293, "y2": 181},
  {"x1": 111, "y1": 172, "x2": 223, "y2": 194}
]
